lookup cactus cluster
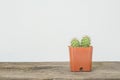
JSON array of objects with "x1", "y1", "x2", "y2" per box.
[{"x1": 71, "y1": 36, "x2": 91, "y2": 47}]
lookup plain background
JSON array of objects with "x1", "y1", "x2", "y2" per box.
[{"x1": 0, "y1": 0, "x2": 120, "y2": 62}]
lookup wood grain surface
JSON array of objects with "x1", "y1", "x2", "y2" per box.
[{"x1": 0, "y1": 62, "x2": 120, "y2": 80}]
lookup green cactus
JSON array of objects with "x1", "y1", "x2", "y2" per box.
[
  {"x1": 80, "y1": 36, "x2": 91, "y2": 47},
  {"x1": 71, "y1": 38, "x2": 80, "y2": 47}
]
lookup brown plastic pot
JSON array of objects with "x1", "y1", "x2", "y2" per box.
[{"x1": 69, "y1": 46, "x2": 93, "y2": 72}]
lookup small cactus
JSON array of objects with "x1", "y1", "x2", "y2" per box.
[
  {"x1": 71, "y1": 38, "x2": 80, "y2": 47},
  {"x1": 80, "y1": 36, "x2": 91, "y2": 47}
]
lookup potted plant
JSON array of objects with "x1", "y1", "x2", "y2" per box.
[{"x1": 69, "y1": 36, "x2": 93, "y2": 72}]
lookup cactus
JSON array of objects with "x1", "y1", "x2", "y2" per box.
[
  {"x1": 71, "y1": 38, "x2": 80, "y2": 47},
  {"x1": 80, "y1": 36, "x2": 91, "y2": 47}
]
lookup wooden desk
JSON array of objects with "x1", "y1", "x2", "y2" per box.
[{"x1": 0, "y1": 62, "x2": 120, "y2": 80}]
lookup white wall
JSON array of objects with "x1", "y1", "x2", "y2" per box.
[{"x1": 0, "y1": 0, "x2": 120, "y2": 62}]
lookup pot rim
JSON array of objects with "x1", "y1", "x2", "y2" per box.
[{"x1": 68, "y1": 46, "x2": 93, "y2": 48}]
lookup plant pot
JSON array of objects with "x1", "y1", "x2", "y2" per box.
[{"x1": 69, "y1": 46, "x2": 93, "y2": 72}]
